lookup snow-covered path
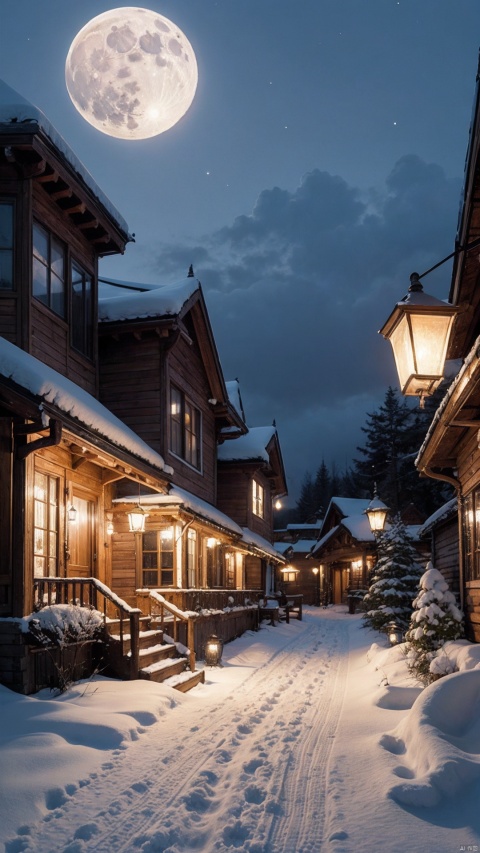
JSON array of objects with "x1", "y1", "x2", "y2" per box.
[
  {"x1": 10, "y1": 613, "x2": 349, "y2": 853},
  {"x1": 4, "y1": 607, "x2": 480, "y2": 853}
]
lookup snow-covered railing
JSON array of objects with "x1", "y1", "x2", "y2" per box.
[
  {"x1": 146, "y1": 590, "x2": 196, "y2": 672},
  {"x1": 33, "y1": 577, "x2": 142, "y2": 678}
]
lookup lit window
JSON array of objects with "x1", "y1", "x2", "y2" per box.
[
  {"x1": 187, "y1": 528, "x2": 197, "y2": 587},
  {"x1": 464, "y1": 491, "x2": 480, "y2": 582},
  {"x1": 170, "y1": 385, "x2": 201, "y2": 469},
  {"x1": 0, "y1": 201, "x2": 14, "y2": 289},
  {"x1": 141, "y1": 528, "x2": 175, "y2": 586},
  {"x1": 225, "y1": 552, "x2": 235, "y2": 589},
  {"x1": 32, "y1": 222, "x2": 65, "y2": 317},
  {"x1": 71, "y1": 261, "x2": 93, "y2": 357},
  {"x1": 252, "y1": 480, "x2": 264, "y2": 518},
  {"x1": 34, "y1": 471, "x2": 58, "y2": 577}
]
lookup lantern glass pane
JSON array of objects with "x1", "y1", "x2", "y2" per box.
[
  {"x1": 389, "y1": 315, "x2": 415, "y2": 392},
  {"x1": 409, "y1": 313, "x2": 453, "y2": 376}
]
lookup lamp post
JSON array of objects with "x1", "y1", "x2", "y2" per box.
[{"x1": 380, "y1": 272, "x2": 458, "y2": 408}]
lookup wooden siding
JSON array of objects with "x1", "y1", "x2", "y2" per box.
[
  {"x1": 167, "y1": 333, "x2": 217, "y2": 504},
  {"x1": 0, "y1": 296, "x2": 18, "y2": 343},
  {"x1": 429, "y1": 519, "x2": 460, "y2": 596},
  {"x1": 99, "y1": 332, "x2": 163, "y2": 450},
  {"x1": 217, "y1": 464, "x2": 274, "y2": 541}
]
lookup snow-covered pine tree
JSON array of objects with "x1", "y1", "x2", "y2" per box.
[
  {"x1": 363, "y1": 516, "x2": 423, "y2": 634},
  {"x1": 404, "y1": 562, "x2": 464, "y2": 685}
]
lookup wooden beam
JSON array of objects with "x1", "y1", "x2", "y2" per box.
[
  {"x1": 51, "y1": 187, "x2": 73, "y2": 201},
  {"x1": 78, "y1": 218, "x2": 99, "y2": 231},
  {"x1": 66, "y1": 202, "x2": 86, "y2": 215},
  {"x1": 36, "y1": 170, "x2": 59, "y2": 184}
]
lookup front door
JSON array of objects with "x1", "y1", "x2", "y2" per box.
[{"x1": 68, "y1": 493, "x2": 96, "y2": 578}]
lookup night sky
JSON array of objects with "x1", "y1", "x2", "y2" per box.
[{"x1": 2, "y1": 0, "x2": 480, "y2": 502}]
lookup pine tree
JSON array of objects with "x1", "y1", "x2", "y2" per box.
[
  {"x1": 404, "y1": 563, "x2": 464, "y2": 685},
  {"x1": 363, "y1": 517, "x2": 423, "y2": 633},
  {"x1": 313, "y1": 460, "x2": 330, "y2": 517},
  {"x1": 296, "y1": 472, "x2": 317, "y2": 521}
]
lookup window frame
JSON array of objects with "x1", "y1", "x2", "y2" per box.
[
  {"x1": 252, "y1": 479, "x2": 265, "y2": 518},
  {"x1": 32, "y1": 220, "x2": 66, "y2": 318},
  {"x1": 70, "y1": 259, "x2": 94, "y2": 357},
  {"x1": 169, "y1": 385, "x2": 202, "y2": 470},
  {"x1": 33, "y1": 470, "x2": 59, "y2": 578},
  {"x1": 140, "y1": 527, "x2": 176, "y2": 588},
  {"x1": 0, "y1": 199, "x2": 15, "y2": 291}
]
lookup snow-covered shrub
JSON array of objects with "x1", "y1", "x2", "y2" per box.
[
  {"x1": 404, "y1": 563, "x2": 464, "y2": 686},
  {"x1": 22, "y1": 604, "x2": 104, "y2": 648},
  {"x1": 363, "y1": 517, "x2": 423, "y2": 634}
]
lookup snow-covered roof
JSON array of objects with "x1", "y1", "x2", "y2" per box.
[
  {"x1": 311, "y1": 526, "x2": 340, "y2": 555},
  {"x1": 225, "y1": 380, "x2": 245, "y2": 423},
  {"x1": 418, "y1": 498, "x2": 458, "y2": 537},
  {"x1": 329, "y1": 497, "x2": 371, "y2": 517},
  {"x1": 217, "y1": 426, "x2": 277, "y2": 462},
  {"x1": 240, "y1": 528, "x2": 285, "y2": 562},
  {"x1": 287, "y1": 539, "x2": 318, "y2": 554},
  {"x1": 0, "y1": 79, "x2": 130, "y2": 239},
  {"x1": 98, "y1": 276, "x2": 200, "y2": 323},
  {"x1": 287, "y1": 522, "x2": 322, "y2": 531},
  {"x1": 0, "y1": 336, "x2": 171, "y2": 474},
  {"x1": 342, "y1": 515, "x2": 375, "y2": 542},
  {"x1": 114, "y1": 486, "x2": 243, "y2": 538}
]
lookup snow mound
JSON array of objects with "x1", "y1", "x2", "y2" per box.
[{"x1": 381, "y1": 669, "x2": 480, "y2": 807}]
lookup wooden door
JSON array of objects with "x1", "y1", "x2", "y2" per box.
[{"x1": 68, "y1": 493, "x2": 96, "y2": 578}]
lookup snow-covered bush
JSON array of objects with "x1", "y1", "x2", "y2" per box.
[
  {"x1": 363, "y1": 517, "x2": 423, "y2": 634},
  {"x1": 404, "y1": 563, "x2": 464, "y2": 686},
  {"x1": 22, "y1": 604, "x2": 104, "y2": 647}
]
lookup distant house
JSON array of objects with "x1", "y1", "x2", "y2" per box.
[
  {"x1": 273, "y1": 520, "x2": 322, "y2": 604},
  {"x1": 310, "y1": 497, "x2": 429, "y2": 605},
  {"x1": 0, "y1": 80, "x2": 286, "y2": 693}
]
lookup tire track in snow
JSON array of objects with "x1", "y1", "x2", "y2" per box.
[{"x1": 13, "y1": 614, "x2": 349, "y2": 853}]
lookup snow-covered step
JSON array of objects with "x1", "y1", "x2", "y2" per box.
[
  {"x1": 138, "y1": 642, "x2": 176, "y2": 668},
  {"x1": 139, "y1": 656, "x2": 187, "y2": 682},
  {"x1": 162, "y1": 669, "x2": 205, "y2": 693}
]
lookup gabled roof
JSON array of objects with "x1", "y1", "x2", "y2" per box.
[
  {"x1": 0, "y1": 79, "x2": 131, "y2": 255},
  {"x1": 98, "y1": 274, "x2": 246, "y2": 435},
  {"x1": 418, "y1": 498, "x2": 458, "y2": 538},
  {"x1": 218, "y1": 425, "x2": 288, "y2": 497},
  {"x1": 0, "y1": 336, "x2": 171, "y2": 477}
]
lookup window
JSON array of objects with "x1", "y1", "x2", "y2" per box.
[
  {"x1": 225, "y1": 552, "x2": 235, "y2": 589},
  {"x1": 464, "y1": 492, "x2": 480, "y2": 581},
  {"x1": 32, "y1": 222, "x2": 65, "y2": 317},
  {"x1": 141, "y1": 528, "x2": 175, "y2": 586},
  {"x1": 187, "y1": 528, "x2": 197, "y2": 587},
  {"x1": 71, "y1": 261, "x2": 93, "y2": 356},
  {"x1": 34, "y1": 471, "x2": 59, "y2": 577},
  {"x1": 170, "y1": 385, "x2": 201, "y2": 469},
  {"x1": 252, "y1": 479, "x2": 264, "y2": 518},
  {"x1": 0, "y1": 201, "x2": 14, "y2": 289}
]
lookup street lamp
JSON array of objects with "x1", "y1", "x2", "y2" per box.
[
  {"x1": 364, "y1": 487, "x2": 390, "y2": 534},
  {"x1": 380, "y1": 273, "x2": 458, "y2": 408}
]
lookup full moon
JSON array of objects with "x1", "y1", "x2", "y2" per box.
[{"x1": 65, "y1": 7, "x2": 198, "y2": 140}]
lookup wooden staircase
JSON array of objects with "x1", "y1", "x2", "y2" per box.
[{"x1": 105, "y1": 616, "x2": 205, "y2": 693}]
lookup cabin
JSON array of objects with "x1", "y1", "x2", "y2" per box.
[
  {"x1": 310, "y1": 497, "x2": 429, "y2": 606},
  {"x1": 273, "y1": 520, "x2": 322, "y2": 604},
  {"x1": 418, "y1": 498, "x2": 459, "y2": 597},
  {"x1": 0, "y1": 80, "x2": 286, "y2": 693},
  {"x1": 414, "y1": 61, "x2": 480, "y2": 640}
]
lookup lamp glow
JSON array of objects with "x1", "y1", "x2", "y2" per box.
[
  {"x1": 380, "y1": 273, "x2": 457, "y2": 405},
  {"x1": 365, "y1": 488, "x2": 389, "y2": 533},
  {"x1": 128, "y1": 505, "x2": 148, "y2": 533}
]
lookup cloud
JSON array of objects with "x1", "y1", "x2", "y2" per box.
[{"x1": 150, "y1": 156, "x2": 462, "y2": 500}]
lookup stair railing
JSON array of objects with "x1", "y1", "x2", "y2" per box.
[
  {"x1": 147, "y1": 590, "x2": 197, "y2": 672},
  {"x1": 33, "y1": 577, "x2": 141, "y2": 678}
]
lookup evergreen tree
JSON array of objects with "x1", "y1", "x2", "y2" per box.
[
  {"x1": 404, "y1": 563, "x2": 464, "y2": 685},
  {"x1": 363, "y1": 517, "x2": 423, "y2": 634},
  {"x1": 313, "y1": 460, "x2": 330, "y2": 517},
  {"x1": 296, "y1": 472, "x2": 317, "y2": 521},
  {"x1": 352, "y1": 387, "x2": 449, "y2": 516}
]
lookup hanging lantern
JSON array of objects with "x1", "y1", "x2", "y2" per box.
[
  {"x1": 68, "y1": 504, "x2": 77, "y2": 523},
  {"x1": 365, "y1": 488, "x2": 390, "y2": 533},
  {"x1": 380, "y1": 273, "x2": 458, "y2": 406},
  {"x1": 128, "y1": 505, "x2": 148, "y2": 533}
]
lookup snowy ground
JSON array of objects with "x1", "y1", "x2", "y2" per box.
[{"x1": 1, "y1": 606, "x2": 480, "y2": 853}]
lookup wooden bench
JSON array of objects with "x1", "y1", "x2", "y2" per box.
[
  {"x1": 283, "y1": 595, "x2": 303, "y2": 623},
  {"x1": 258, "y1": 604, "x2": 280, "y2": 626}
]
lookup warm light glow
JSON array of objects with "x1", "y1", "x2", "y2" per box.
[
  {"x1": 365, "y1": 489, "x2": 389, "y2": 533},
  {"x1": 128, "y1": 505, "x2": 147, "y2": 532},
  {"x1": 351, "y1": 559, "x2": 362, "y2": 571},
  {"x1": 65, "y1": 7, "x2": 198, "y2": 140},
  {"x1": 380, "y1": 274, "x2": 457, "y2": 402},
  {"x1": 106, "y1": 520, "x2": 115, "y2": 535},
  {"x1": 274, "y1": 499, "x2": 282, "y2": 510},
  {"x1": 160, "y1": 527, "x2": 174, "y2": 541},
  {"x1": 312, "y1": 567, "x2": 319, "y2": 575},
  {"x1": 206, "y1": 537, "x2": 217, "y2": 549}
]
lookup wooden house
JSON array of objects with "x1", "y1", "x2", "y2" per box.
[
  {"x1": 0, "y1": 80, "x2": 286, "y2": 693},
  {"x1": 414, "y1": 63, "x2": 480, "y2": 640},
  {"x1": 273, "y1": 521, "x2": 322, "y2": 604},
  {"x1": 418, "y1": 499, "x2": 459, "y2": 596}
]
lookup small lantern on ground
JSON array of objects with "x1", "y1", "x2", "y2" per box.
[
  {"x1": 387, "y1": 621, "x2": 403, "y2": 646},
  {"x1": 380, "y1": 273, "x2": 458, "y2": 408},
  {"x1": 364, "y1": 487, "x2": 390, "y2": 534},
  {"x1": 204, "y1": 634, "x2": 223, "y2": 667}
]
